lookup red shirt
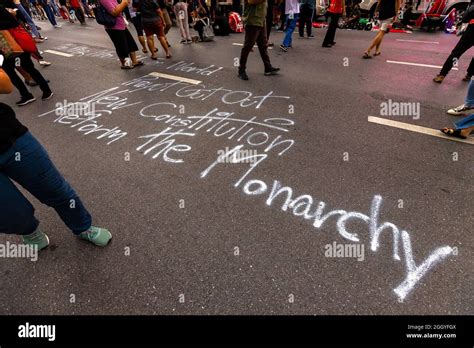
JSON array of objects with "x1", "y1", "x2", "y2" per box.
[{"x1": 328, "y1": 0, "x2": 343, "y2": 14}]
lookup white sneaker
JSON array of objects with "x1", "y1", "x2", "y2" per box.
[
  {"x1": 447, "y1": 104, "x2": 474, "y2": 116},
  {"x1": 39, "y1": 60, "x2": 51, "y2": 66}
]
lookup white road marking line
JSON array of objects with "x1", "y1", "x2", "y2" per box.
[
  {"x1": 368, "y1": 116, "x2": 474, "y2": 144},
  {"x1": 386, "y1": 60, "x2": 458, "y2": 70},
  {"x1": 232, "y1": 42, "x2": 273, "y2": 49},
  {"x1": 149, "y1": 72, "x2": 201, "y2": 85},
  {"x1": 44, "y1": 49, "x2": 74, "y2": 57},
  {"x1": 396, "y1": 39, "x2": 439, "y2": 44}
]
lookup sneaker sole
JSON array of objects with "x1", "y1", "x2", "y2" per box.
[{"x1": 17, "y1": 98, "x2": 36, "y2": 106}]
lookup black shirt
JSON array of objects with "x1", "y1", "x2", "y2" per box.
[
  {"x1": 138, "y1": 0, "x2": 159, "y2": 20},
  {"x1": 378, "y1": 0, "x2": 396, "y2": 20},
  {"x1": 0, "y1": 102, "x2": 28, "y2": 154}
]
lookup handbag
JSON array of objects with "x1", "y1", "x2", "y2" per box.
[
  {"x1": 201, "y1": 18, "x2": 214, "y2": 41},
  {"x1": 94, "y1": 2, "x2": 117, "y2": 27},
  {"x1": 0, "y1": 29, "x2": 24, "y2": 59},
  {"x1": 8, "y1": 25, "x2": 37, "y2": 54}
]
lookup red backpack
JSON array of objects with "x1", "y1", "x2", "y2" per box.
[{"x1": 228, "y1": 11, "x2": 243, "y2": 33}]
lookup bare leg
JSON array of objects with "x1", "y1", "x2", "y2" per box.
[
  {"x1": 158, "y1": 36, "x2": 171, "y2": 57},
  {"x1": 138, "y1": 35, "x2": 147, "y2": 53},
  {"x1": 147, "y1": 36, "x2": 157, "y2": 58},
  {"x1": 129, "y1": 52, "x2": 140, "y2": 65},
  {"x1": 365, "y1": 31, "x2": 384, "y2": 54},
  {"x1": 374, "y1": 31, "x2": 386, "y2": 54}
]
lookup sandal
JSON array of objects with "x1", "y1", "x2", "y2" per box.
[
  {"x1": 133, "y1": 61, "x2": 144, "y2": 67},
  {"x1": 142, "y1": 48, "x2": 148, "y2": 53},
  {"x1": 166, "y1": 53, "x2": 172, "y2": 59},
  {"x1": 151, "y1": 55, "x2": 158, "y2": 60},
  {"x1": 441, "y1": 128, "x2": 467, "y2": 139},
  {"x1": 121, "y1": 65, "x2": 134, "y2": 69},
  {"x1": 373, "y1": 51, "x2": 381, "y2": 57},
  {"x1": 363, "y1": 52, "x2": 372, "y2": 59}
]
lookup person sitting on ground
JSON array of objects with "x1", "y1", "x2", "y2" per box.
[
  {"x1": 0, "y1": 60, "x2": 112, "y2": 251},
  {"x1": 191, "y1": 7, "x2": 207, "y2": 41}
]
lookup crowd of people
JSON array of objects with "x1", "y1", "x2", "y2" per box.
[{"x1": 0, "y1": 0, "x2": 473, "y2": 252}]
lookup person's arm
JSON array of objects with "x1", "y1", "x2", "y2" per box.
[
  {"x1": 102, "y1": 0, "x2": 128, "y2": 16},
  {"x1": 0, "y1": 68, "x2": 13, "y2": 95}
]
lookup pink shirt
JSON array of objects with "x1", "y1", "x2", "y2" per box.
[{"x1": 99, "y1": 0, "x2": 127, "y2": 30}]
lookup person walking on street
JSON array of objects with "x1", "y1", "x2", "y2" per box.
[
  {"x1": 299, "y1": 0, "x2": 314, "y2": 38},
  {"x1": 238, "y1": 0, "x2": 279, "y2": 80},
  {"x1": 127, "y1": 0, "x2": 148, "y2": 53},
  {"x1": 70, "y1": 0, "x2": 86, "y2": 24},
  {"x1": 363, "y1": 0, "x2": 400, "y2": 58},
  {"x1": 433, "y1": 0, "x2": 474, "y2": 83},
  {"x1": 0, "y1": 5, "x2": 53, "y2": 105},
  {"x1": 136, "y1": 0, "x2": 171, "y2": 58},
  {"x1": 0, "y1": 64, "x2": 112, "y2": 251},
  {"x1": 322, "y1": 0, "x2": 344, "y2": 47},
  {"x1": 279, "y1": 0, "x2": 299, "y2": 52},
  {"x1": 99, "y1": 0, "x2": 143, "y2": 68}
]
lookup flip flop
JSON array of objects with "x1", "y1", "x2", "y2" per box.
[
  {"x1": 133, "y1": 61, "x2": 144, "y2": 67},
  {"x1": 151, "y1": 56, "x2": 158, "y2": 60},
  {"x1": 373, "y1": 52, "x2": 381, "y2": 56},
  {"x1": 166, "y1": 54, "x2": 172, "y2": 59},
  {"x1": 142, "y1": 49, "x2": 148, "y2": 53},
  {"x1": 441, "y1": 128, "x2": 467, "y2": 139}
]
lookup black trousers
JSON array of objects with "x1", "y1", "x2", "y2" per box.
[
  {"x1": 3, "y1": 53, "x2": 50, "y2": 98},
  {"x1": 299, "y1": 4, "x2": 313, "y2": 37},
  {"x1": 239, "y1": 25, "x2": 271, "y2": 71},
  {"x1": 105, "y1": 28, "x2": 139, "y2": 60},
  {"x1": 323, "y1": 12, "x2": 340, "y2": 45},
  {"x1": 440, "y1": 25, "x2": 474, "y2": 77}
]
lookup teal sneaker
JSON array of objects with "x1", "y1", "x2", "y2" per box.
[
  {"x1": 22, "y1": 228, "x2": 50, "y2": 251},
  {"x1": 78, "y1": 226, "x2": 112, "y2": 246}
]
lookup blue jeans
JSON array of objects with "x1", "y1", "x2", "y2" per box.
[
  {"x1": 465, "y1": 79, "x2": 474, "y2": 106},
  {"x1": 455, "y1": 114, "x2": 474, "y2": 130},
  {"x1": 43, "y1": 4, "x2": 58, "y2": 26},
  {"x1": 282, "y1": 13, "x2": 299, "y2": 48},
  {"x1": 16, "y1": 4, "x2": 41, "y2": 38},
  {"x1": 0, "y1": 132, "x2": 92, "y2": 236}
]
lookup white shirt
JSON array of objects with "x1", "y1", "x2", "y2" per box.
[{"x1": 285, "y1": 0, "x2": 300, "y2": 15}]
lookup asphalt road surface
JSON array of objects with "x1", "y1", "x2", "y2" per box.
[{"x1": 0, "y1": 18, "x2": 472, "y2": 315}]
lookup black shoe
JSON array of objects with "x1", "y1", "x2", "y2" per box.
[
  {"x1": 331, "y1": 41, "x2": 336, "y2": 45},
  {"x1": 264, "y1": 67, "x2": 280, "y2": 76},
  {"x1": 42, "y1": 91, "x2": 54, "y2": 100},
  {"x1": 238, "y1": 69, "x2": 249, "y2": 81},
  {"x1": 322, "y1": 43, "x2": 332, "y2": 48},
  {"x1": 16, "y1": 95, "x2": 36, "y2": 106}
]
